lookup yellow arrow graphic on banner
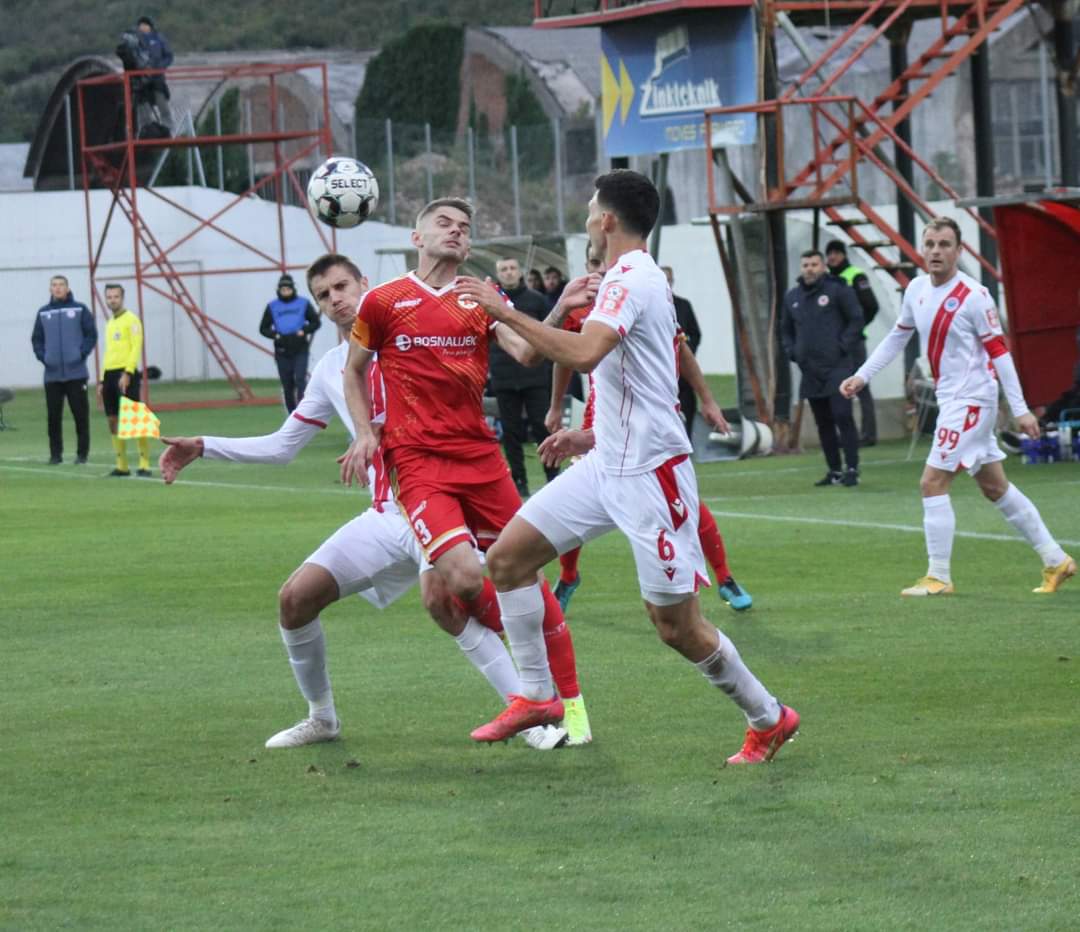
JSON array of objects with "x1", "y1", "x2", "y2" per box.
[
  {"x1": 618, "y1": 58, "x2": 634, "y2": 125},
  {"x1": 600, "y1": 52, "x2": 636, "y2": 136}
]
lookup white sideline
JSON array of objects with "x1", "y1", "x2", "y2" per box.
[{"x1": 0, "y1": 461, "x2": 369, "y2": 499}]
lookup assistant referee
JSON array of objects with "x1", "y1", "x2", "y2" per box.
[{"x1": 97, "y1": 284, "x2": 149, "y2": 476}]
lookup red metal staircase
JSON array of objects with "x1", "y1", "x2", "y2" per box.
[
  {"x1": 709, "y1": 0, "x2": 1028, "y2": 287},
  {"x1": 83, "y1": 151, "x2": 262, "y2": 403}
]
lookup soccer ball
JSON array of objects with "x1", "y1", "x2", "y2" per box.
[{"x1": 306, "y1": 157, "x2": 379, "y2": 229}]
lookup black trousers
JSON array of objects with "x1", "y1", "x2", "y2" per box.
[
  {"x1": 495, "y1": 384, "x2": 558, "y2": 488},
  {"x1": 808, "y1": 393, "x2": 859, "y2": 473},
  {"x1": 276, "y1": 352, "x2": 309, "y2": 413},
  {"x1": 678, "y1": 378, "x2": 696, "y2": 439},
  {"x1": 45, "y1": 379, "x2": 90, "y2": 460},
  {"x1": 851, "y1": 339, "x2": 876, "y2": 442}
]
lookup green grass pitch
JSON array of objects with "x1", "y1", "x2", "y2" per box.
[{"x1": 2, "y1": 381, "x2": 1077, "y2": 930}]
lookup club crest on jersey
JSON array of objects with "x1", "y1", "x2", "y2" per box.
[
  {"x1": 395, "y1": 334, "x2": 413, "y2": 352},
  {"x1": 817, "y1": 295, "x2": 829, "y2": 307},
  {"x1": 598, "y1": 283, "x2": 628, "y2": 317},
  {"x1": 457, "y1": 296, "x2": 478, "y2": 310},
  {"x1": 944, "y1": 297, "x2": 960, "y2": 312}
]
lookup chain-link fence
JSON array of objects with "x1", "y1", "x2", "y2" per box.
[{"x1": 353, "y1": 116, "x2": 597, "y2": 239}]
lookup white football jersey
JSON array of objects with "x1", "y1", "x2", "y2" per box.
[
  {"x1": 203, "y1": 340, "x2": 392, "y2": 505},
  {"x1": 585, "y1": 249, "x2": 691, "y2": 475},
  {"x1": 899, "y1": 271, "x2": 1005, "y2": 407}
]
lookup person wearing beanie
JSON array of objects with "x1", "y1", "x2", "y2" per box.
[{"x1": 259, "y1": 273, "x2": 322, "y2": 412}]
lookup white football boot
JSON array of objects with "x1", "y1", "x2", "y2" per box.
[
  {"x1": 265, "y1": 717, "x2": 341, "y2": 749},
  {"x1": 520, "y1": 724, "x2": 569, "y2": 750}
]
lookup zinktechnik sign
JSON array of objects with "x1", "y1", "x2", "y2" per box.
[{"x1": 600, "y1": 8, "x2": 757, "y2": 158}]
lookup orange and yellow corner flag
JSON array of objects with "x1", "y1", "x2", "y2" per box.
[{"x1": 117, "y1": 396, "x2": 160, "y2": 439}]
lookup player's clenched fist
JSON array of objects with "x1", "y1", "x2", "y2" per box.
[{"x1": 839, "y1": 375, "x2": 865, "y2": 399}]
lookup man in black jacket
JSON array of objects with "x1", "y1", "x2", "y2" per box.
[
  {"x1": 826, "y1": 239, "x2": 879, "y2": 446},
  {"x1": 491, "y1": 257, "x2": 557, "y2": 497},
  {"x1": 663, "y1": 265, "x2": 702, "y2": 437},
  {"x1": 781, "y1": 250, "x2": 864, "y2": 486},
  {"x1": 30, "y1": 275, "x2": 98, "y2": 464}
]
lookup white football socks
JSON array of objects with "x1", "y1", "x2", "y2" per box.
[
  {"x1": 993, "y1": 484, "x2": 1068, "y2": 568},
  {"x1": 695, "y1": 628, "x2": 781, "y2": 731},
  {"x1": 922, "y1": 494, "x2": 955, "y2": 583},
  {"x1": 454, "y1": 618, "x2": 522, "y2": 701},
  {"x1": 495, "y1": 582, "x2": 553, "y2": 701},
  {"x1": 279, "y1": 619, "x2": 336, "y2": 725}
]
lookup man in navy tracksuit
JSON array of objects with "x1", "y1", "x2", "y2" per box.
[
  {"x1": 31, "y1": 275, "x2": 98, "y2": 464},
  {"x1": 259, "y1": 274, "x2": 321, "y2": 412}
]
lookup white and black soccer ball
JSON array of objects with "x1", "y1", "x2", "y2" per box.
[{"x1": 306, "y1": 157, "x2": 379, "y2": 229}]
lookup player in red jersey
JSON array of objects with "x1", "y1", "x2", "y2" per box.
[
  {"x1": 160, "y1": 255, "x2": 567, "y2": 751},
  {"x1": 339, "y1": 197, "x2": 596, "y2": 743},
  {"x1": 842, "y1": 217, "x2": 1074, "y2": 595},
  {"x1": 544, "y1": 246, "x2": 754, "y2": 615}
]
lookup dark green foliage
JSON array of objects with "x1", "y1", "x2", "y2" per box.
[
  {"x1": 504, "y1": 70, "x2": 547, "y2": 128},
  {"x1": 355, "y1": 24, "x2": 464, "y2": 130},
  {"x1": 0, "y1": 2, "x2": 528, "y2": 143},
  {"x1": 504, "y1": 70, "x2": 553, "y2": 179}
]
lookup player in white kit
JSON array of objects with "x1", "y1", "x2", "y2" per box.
[
  {"x1": 455, "y1": 170, "x2": 799, "y2": 765},
  {"x1": 159, "y1": 254, "x2": 566, "y2": 751},
  {"x1": 841, "y1": 217, "x2": 1075, "y2": 596}
]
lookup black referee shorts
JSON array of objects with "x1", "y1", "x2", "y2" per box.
[{"x1": 102, "y1": 368, "x2": 141, "y2": 417}]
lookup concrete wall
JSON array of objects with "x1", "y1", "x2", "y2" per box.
[{"x1": 2, "y1": 187, "x2": 413, "y2": 389}]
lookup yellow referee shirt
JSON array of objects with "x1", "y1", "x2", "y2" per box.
[{"x1": 102, "y1": 309, "x2": 142, "y2": 375}]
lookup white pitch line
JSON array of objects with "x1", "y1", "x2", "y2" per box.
[
  {"x1": 702, "y1": 503, "x2": 1080, "y2": 548},
  {"x1": 0, "y1": 463, "x2": 370, "y2": 499}
]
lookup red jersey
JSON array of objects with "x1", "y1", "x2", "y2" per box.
[
  {"x1": 562, "y1": 304, "x2": 596, "y2": 431},
  {"x1": 351, "y1": 272, "x2": 499, "y2": 460}
]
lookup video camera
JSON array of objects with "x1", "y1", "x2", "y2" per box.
[{"x1": 116, "y1": 30, "x2": 151, "y2": 75}]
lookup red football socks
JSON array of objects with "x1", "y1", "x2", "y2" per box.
[
  {"x1": 697, "y1": 502, "x2": 731, "y2": 581},
  {"x1": 540, "y1": 579, "x2": 580, "y2": 699},
  {"x1": 558, "y1": 546, "x2": 581, "y2": 585},
  {"x1": 461, "y1": 576, "x2": 504, "y2": 634}
]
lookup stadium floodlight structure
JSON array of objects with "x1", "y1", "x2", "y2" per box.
[{"x1": 76, "y1": 61, "x2": 339, "y2": 410}]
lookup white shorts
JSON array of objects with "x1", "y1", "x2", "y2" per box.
[
  {"x1": 926, "y1": 400, "x2": 1006, "y2": 476},
  {"x1": 518, "y1": 450, "x2": 708, "y2": 603},
  {"x1": 305, "y1": 505, "x2": 424, "y2": 609}
]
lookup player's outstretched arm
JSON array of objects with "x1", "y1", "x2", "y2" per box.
[
  {"x1": 339, "y1": 338, "x2": 378, "y2": 487},
  {"x1": 159, "y1": 436, "x2": 204, "y2": 484}
]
